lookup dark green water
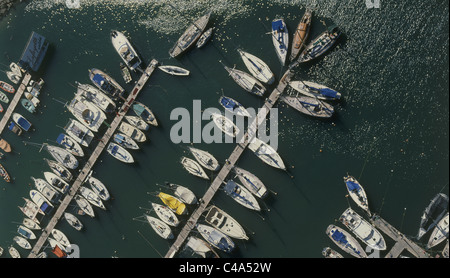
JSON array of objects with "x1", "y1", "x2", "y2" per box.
[{"x1": 0, "y1": 0, "x2": 448, "y2": 258}]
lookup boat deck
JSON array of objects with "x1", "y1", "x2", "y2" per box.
[
  {"x1": 371, "y1": 214, "x2": 430, "y2": 258},
  {"x1": 0, "y1": 73, "x2": 32, "y2": 136},
  {"x1": 27, "y1": 60, "x2": 159, "y2": 258},
  {"x1": 165, "y1": 70, "x2": 291, "y2": 258}
]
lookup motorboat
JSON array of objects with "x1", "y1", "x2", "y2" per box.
[
  {"x1": 6, "y1": 71, "x2": 20, "y2": 84},
  {"x1": 64, "y1": 119, "x2": 94, "y2": 147},
  {"x1": 44, "y1": 144, "x2": 79, "y2": 170},
  {"x1": 9, "y1": 62, "x2": 23, "y2": 77},
  {"x1": 64, "y1": 212, "x2": 83, "y2": 231},
  {"x1": 271, "y1": 18, "x2": 289, "y2": 65},
  {"x1": 151, "y1": 202, "x2": 180, "y2": 227},
  {"x1": 248, "y1": 137, "x2": 286, "y2": 170},
  {"x1": 23, "y1": 218, "x2": 41, "y2": 230},
  {"x1": 233, "y1": 166, "x2": 268, "y2": 198},
  {"x1": 289, "y1": 80, "x2": 341, "y2": 100},
  {"x1": 0, "y1": 139, "x2": 11, "y2": 153},
  {"x1": 75, "y1": 82, "x2": 116, "y2": 113},
  {"x1": 158, "y1": 65, "x2": 190, "y2": 76},
  {"x1": 30, "y1": 189, "x2": 54, "y2": 215},
  {"x1": 88, "y1": 176, "x2": 110, "y2": 201},
  {"x1": 0, "y1": 163, "x2": 10, "y2": 183},
  {"x1": 185, "y1": 236, "x2": 220, "y2": 258},
  {"x1": 24, "y1": 92, "x2": 40, "y2": 107},
  {"x1": 132, "y1": 101, "x2": 158, "y2": 127},
  {"x1": 79, "y1": 186, "x2": 106, "y2": 210},
  {"x1": 74, "y1": 194, "x2": 95, "y2": 218},
  {"x1": 298, "y1": 25, "x2": 341, "y2": 63},
  {"x1": 89, "y1": 68, "x2": 125, "y2": 99},
  {"x1": 427, "y1": 212, "x2": 449, "y2": 249},
  {"x1": 113, "y1": 133, "x2": 139, "y2": 150},
  {"x1": 67, "y1": 95, "x2": 107, "y2": 132},
  {"x1": 124, "y1": 115, "x2": 149, "y2": 131},
  {"x1": 169, "y1": 11, "x2": 211, "y2": 58},
  {"x1": 196, "y1": 27, "x2": 214, "y2": 48},
  {"x1": 44, "y1": 158, "x2": 73, "y2": 182},
  {"x1": 165, "y1": 182, "x2": 198, "y2": 205},
  {"x1": 51, "y1": 229, "x2": 71, "y2": 248},
  {"x1": 12, "y1": 113, "x2": 32, "y2": 132},
  {"x1": 322, "y1": 247, "x2": 344, "y2": 258},
  {"x1": 289, "y1": 9, "x2": 312, "y2": 62},
  {"x1": 339, "y1": 208, "x2": 386, "y2": 250},
  {"x1": 222, "y1": 180, "x2": 261, "y2": 211},
  {"x1": 205, "y1": 205, "x2": 249, "y2": 240},
  {"x1": 181, "y1": 156, "x2": 209, "y2": 180},
  {"x1": 9, "y1": 246, "x2": 21, "y2": 258},
  {"x1": 44, "y1": 171, "x2": 70, "y2": 194},
  {"x1": 188, "y1": 146, "x2": 220, "y2": 171},
  {"x1": 158, "y1": 192, "x2": 188, "y2": 216},
  {"x1": 343, "y1": 175, "x2": 371, "y2": 216},
  {"x1": 210, "y1": 113, "x2": 240, "y2": 138},
  {"x1": 31, "y1": 177, "x2": 60, "y2": 204},
  {"x1": 280, "y1": 95, "x2": 334, "y2": 118},
  {"x1": 145, "y1": 215, "x2": 174, "y2": 240},
  {"x1": 56, "y1": 133, "x2": 84, "y2": 157},
  {"x1": 417, "y1": 193, "x2": 449, "y2": 240},
  {"x1": 120, "y1": 62, "x2": 132, "y2": 84},
  {"x1": 17, "y1": 225, "x2": 36, "y2": 240},
  {"x1": 107, "y1": 142, "x2": 134, "y2": 163},
  {"x1": 0, "y1": 91, "x2": 9, "y2": 103},
  {"x1": 111, "y1": 30, "x2": 142, "y2": 71},
  {"x1": 219, "y1": 96, "x2": 251, "y2": 117},
  {"x1": 13, "y1": 236, "x2": 31, "y2": 250},
  {"x1": 196, "y1": 224, "x2": 235, "y2": 253},
  {"x1": 118, "y1": 122, "x2": 147, "y2": 143},
  {"x1": 237, "y1": 49, "x2": 275, "y2": 84},
  {"x1": 0, "y1": 81, "x2": 15, "y2": 94},
  {"x1": 223, "y1": 65, "x2": 266, "y2": 97},
  {"x1": 21, "y1": 98, "x2": 36, "y2": 113},
  {"x1": 326, "y1": 224, "x2": 367, "y2": 258}
]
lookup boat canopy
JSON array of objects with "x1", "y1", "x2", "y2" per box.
[
  {"x1": 346, "y1": 180, "x2": 361, "y2": 191},
  {"x1": 331, "y1": 230, "x2": 348, "y2": 245}
]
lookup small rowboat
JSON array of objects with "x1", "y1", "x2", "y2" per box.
[
  {"x1": 0, "y1": 81, "x2": 15, "y2": 94},
  {"x1": 21, "y1": 99, "x2": 36, "y2": 113},
  {"x1": 6, "y1": 71, "x2": 21, "y2": 84},
  {"x1": 0, "y1": 91, "x2": 9, "y2": 104},
  {"x1": 158, "y1": 65, "x2": 190, "y2": 76},
  {"x1": 0, "y1": 163, "x2": 10, "y2": 182}
]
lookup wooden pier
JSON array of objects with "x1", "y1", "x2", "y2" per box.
[
  {"x1": 371, "y1": 214, "x2": 430, "y2": 258},
  {"x1": 165, "y1": 70, "x2": 292, "y2": 258},
  {"x1": 0, "y1": 73, "x2": 32, "y2": 135},
  {"x1": 27, "y1": 60, "x2": 159, "y2": 258}
]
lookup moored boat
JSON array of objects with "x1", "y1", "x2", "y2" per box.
[
  {"x1": 107, "y1": 142, "x2": 134, "y2": 163},
  {"x1": 0, "y1": 163, "x2": 10, "y2": 183},
  {"x1": 75, "y1": 82, "x2": 116, "y2": 113},
  {"x1": 188, "y1": 146, "x2": 220, "y2": 171},
  {"x1": 339, "y1": 208, "x2": 386, "y2": 250},
  {"x1": 74, "y1": 194, "x2": 95, "y2": 218},
  {"x1": 31, "y1": 177, "x2": 60, "y2": 204},
  {"x1": 210, "y1": 113, "x2": 240, "y2": 138},
  {"x1": 0, "y1": 139, "x2": 11, "y2": 153},
  {"x1": 427, "y1": 212, "x2": 449, "y2": 249},
  {"x1": 185, "y1": 236, "x2": 220, "y2": 258},
  {"x1": 124, "y1": 115, "x2": 149, "y2": 131},
  {"x1": 13, "y1": 236, "x2": 31, "y2": 250},
  {"x1": 21, "y1": 98, "x2": 36, "y2": 113},
  {"x1": 205, "y1": 205, "x2": 249, "y2": 240},
  {"x1": 120, "y1": 63, "x2": 132, "y2": 84},
  {"x1": 79, "y1": 186, "x2": 106, "y2": 210},
  {"x1": 67, "y1": 95, "x2": 107, "y2": 132},
  {"x1": 56, "y1": 133, "x2": 84, "y2": 157},
  {"x1": 88, "y1": 176, "x2": 110, "y2": 201},
  {"x1": 10, "y1": 62, "x2": 23, "y2": 77},
  {"x1": 17, "y1": 225, "x2": 36, "y2": 240},
  {"x1": 111, "y1": 30, "x2": 142, "y2": 71},
  {"x1": 219, "y1": 96, "x2": 251, "y2": 118},
  {"x1": 280, "y1": 95, "x2": 334, "y2": 118},
  {"x1": 326, "y1": 224, "x2": 367, "y2": 258},
  {"x1": 29, "y1": 189, "x2": 54, "y2": 215},
  {"x1": 89, "y1": 68, "x2": 125, "y2": 99},
  {"x1": 23, "y1": 218, "x2": 41, "y2": 230},
  {"x1": 222, "y1": 180, "x2": 261, "y2": 211},
  {"x1": 44, "y1": 144, "x2": 79, "y2": 170},
  {"x1": 181, "y1": 156, "x2": 209, "y2": 180},
  {"x1": 0, "y1": 91, "x2": 9, "y2": 103},
  {"x1": 6, "y1": 71, "x2": 20, "y2": 84},
  {"x1": 132, "y1": 101, "x2": 158, "y2": 127},
  {"x1": 118, "y1": 122, "x2": 146, "y2": 143},
  {"x1": 298, "y1": 25, "x2": 341, "y2": 63},
  {"x1": 169, "y1": 11, "x2": 212, "y2": 58},
  {"x1": 343, "y1": 175, "x2": 371, "y2": 216},
  {"x1": 196, "y1": 224, "x2": 235, "y2": 253},
  {"x1": 322, "y1": 247, "x2": 344, "y2": 258},
  {"x1": 51, "y1": 229, "x2": 71, "y2": 247},
  {"x1": 271, "y1": 18, "x2": 289, "y2": 65},
  {"x1": 223, "y1": 65, "x2": 266, "y2": 97},
  {"x1": 151, "y1": 202, "x2": 180, "y2": 227},
  {"x1": 64, "y1": 212, "x2": 83, "y2": 231},
  {"x1": 196, "y1": 27, "x2": 214, "y2": 48},
  {"x1": 0, "y1": 81, "x2": 15, "y2": 94},
  {"x1": 9, "y1": 246, "x2": 20, "y2": 258},
  {"x1": 238, "y1": 49, "x2": 275, "y2": 84},
  {"x1": 113, "y1": 133, "x2": 139, "y2": 150},
  {"x1": 248, "y1": 137, "x2": 286, "y2": 170},
  {"x1": 289, "y1": 9, "x2": 312, "y2": 62},
  {"x1": 45, "y1": 158, "x2": 73, "y2": 182},
  {"x1": 166, "y1": 182, "x2": 198, "y2": 205},
  {"x1": 417, "y1": 193, "x2": 449, "y2": 240},
  {"x1": 64, "y1": 119, "x2": 94, "y2": 147},
  {"x1": 12, "y1": 113, "x2": 32, "y2": 132},
  {"x1": 145, "y1": 215, "x2": 174, "y2": 240},
  {"x1": 233, "y1": 166, "x2": 268, "y2": 199},
  {"x1": 289, "y1": 80, "x2": 341, "y2": 101},
  {"x1": 158, "y1": 65, "x2": 190, "y2": 76},
  {"x1": 44, "y1": 171, "x2": 70, "y2": 194},
  {"x1": 158, "y1": 192, "x2": 188, "y2": 216}
]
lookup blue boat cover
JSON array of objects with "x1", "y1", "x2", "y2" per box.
[
  {"x1": 271, "y1": 20, "x2": 284, "y2": 31},
  {"x1": 18, "y1": 117, "x2": 31, "y2": 131},
  {"x1": 56, "y1": 133, "x2": 65, "y2": 144},
  {"x1": 346, "y1": 180, "x2": 361, "y2": 191},
  {"x1": 220, "y1": 97, "x2": 238, "y2": 110},
  {"x1": 331, "y1": 230, "x2": 348, "y2": 245},
  {"x1": 318, "y1": 88, "x2": 339, "y2": 98},
  {"x1": 92, "y1": 74, "x2": 106, "y2": 86}
]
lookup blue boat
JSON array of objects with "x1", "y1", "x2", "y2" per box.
[
  {"x1": 196, "y1": 224, "x2": 235, "y2": 253},
  {"x1": 21, "y1": 98, "x2": 36, "y2": 113},
  {"x1": 326, "y1": 225, "x2": 367, "y2": 258},
  {"x1": 12, "y1": 113, "x2": 32, "y2": 132},
  {"x1": 89, "y1": 68, "x2": 125, "y2": 99},
  {"x1": 219, "y1": 96, "x2": 251, "y2": 117}
]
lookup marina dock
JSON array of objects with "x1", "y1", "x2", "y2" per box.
[
  {"x1": 0, "y1": 73, "x2": 32, "y2": 135},
  {"x1": 27, "y1": 59, "x2": 159, "y2": 258},
  {"x1": 371, "y1": 214, "x2": 430, "y2": 258},
  {"x1": 165, "y1": 70, "x2": 292, "y2": 258}
]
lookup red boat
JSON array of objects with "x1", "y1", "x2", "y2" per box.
[{"x1": 0, "y1": 81, "x2": 15, "y2": 94}]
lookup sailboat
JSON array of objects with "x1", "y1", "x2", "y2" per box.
[
  {"x1": 196, "y1": 224, "x2": 235, "y2": 253},
  {"x1": 322, "y1": 247, "x2": 344, "y2": 258},
  {"x1": 107, "y1": 142, "x2": 134, "y2": 163},
  {"x1": 158, "y1": 192, "x2": 188, "y2": 216},
  {"x1": 298, "y1": 25, "x2": 341, "y2": 63},
  {"x1": 181, "y1": 156, "x2": 209, "y2": 180},
  {"x1": 6, "y1": 71, "x2": 20, "y2": 84},
  {"x1": 67, "y1": 95, "x2": 107, "y2": 132},
  {"x1": 64, "y1": 212, "x2": 83, "y2": 231},
  {"x1": 233, "y1": 166, "x2": 268, "y2": 199},
  {"x1": 205, "y1": 205, "x2": 249, "y2": 240},
  {"x1": 118, "y1": 122, "x2": 146, "y2": 143},
  {"x1": 9, "y1": 246, "x2": 21, "y2": 258},
  {"x1": 417, "y1": 193, "x2": 448, "y2": 240},
  {"x1": 88, "y1": 176, "x2": 110, "y2": 201},
  {"x1": 219, "y1": 96, "x2": 251, "y2": 118},
  {"x1": 89, "y1": 68, "x2": 125, "y2": 99},
  {"x1": 427, "y1": 212, "x2": 449, "y2": 249},
  {"x1": 75, "y1": 82, "x2": 116, "y2": 113},
  {"x1": 113, "y1": 133, "x2": 139, "y2": 150},
  {"x1": 79, "y1": 186, "x2": 106, "y2": 210},
  {"x1": 184, "y1": 236, "x2": 220, "y2": 258},
  {"x1": 222, "y1": 180, "x2": 261, "y2": 211},
  {"x1": 289, "y1": 80, "x2": 341, "y2": 101},
  {"x1": 158, "y1": 65, "x2": 190, "y2": 76},
  {"x1": 166, "y1": 182, "x2": 198, "y2": 205},
  {"x1": 248, "y1": 137, "x2": 286, "y2": 170},
  {"x1": 0, "y1": 163, "x2": 10, "y2": 183},
  {"x1": 111, "y1": 30, "x2": 142, "y2": 71},
  {"x1": 237, "y1": 49, "x2": 275, "y2": 84},
  {"x1": 22, "y1": 218, "x2": 41, "y2": 230},
  {"x1": 188, "y1": 147, "x2": 220, "y2": 171},
  {"x1": 30, "y1": 189, "x2": 54, "y2": 215},
  {"x1": 44, "y1": 171, "x2": 70, "y2": 194},
  {"x1": 326, "y1": 224, "x2": 367, "y2": 258},
  {"x1": 13, "y1": 236, "x2": 31, "y2": 250},
  {"x1": 169, "y1": 11, "x2": 212, "y2": 58},
  {"x1": 289, "y1": 9, "x2": 312, "y2": 62},
  {"x1": 44, "y1": 144, "x2": 79, "y2": 170},
  {"x1": 10, "y1": 62, "x2": 23, "y2": 77},
  {"x1": 280, "y1": 95, "x2": 334, "y2": 118},
  {"x1": 31, "y1": 177, "x2": 61, "y2": 204},
  {"x1": 151, "y1": 202, "x2": 180, "y2": 227},
  {"x1": 124, "y1": 115, "x2": 149, "y2": 131},
  {"x1": 271, "y1": 18, "x2": 289, "y2": 65},
  {"x1": 145, "y1": 215, "x2": 174, "y2": 240},
  {"x1": 74, "y1": 194, "x2": 95, "y2": 218},
  {"x1": 132, "y1": 101, "x2": 158, "y2": 127},
  {"x1": 45, "y1": 158, "x2": 73, "y2": 182},
  {"x1": 17, "y1": 225, "x2": 36, "y2": 240},
  {"x1": 210, "y1": 113, "x2": 240, "y2": 138},
  {"x1": 343, "y1": 175, "x2": 371, "y2": 216},
  {"x1": 223, "y1": 65, "x2": 266, "y2": 97},
  {"x1": 56, "y1": 133, "x2": 84, "y2": 157},
  {"x1": 196, "y1": 27, "x2": 214, "y2": 48}
]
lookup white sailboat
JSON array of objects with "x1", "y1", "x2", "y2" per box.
[
  {"x1": 427, "y1": 212, "x2": 449, "y2": 249},
  {"x1": 75, "y1": 82, "x2": 116, "y2": 113},
  {"x1": 145, "y1": 215, "x2": 174, "y2": 240},
  {"x1": 67, "y1": 95, "x2": 107, "y2": 132},
  {"x1": 248, "y1": 137, "x2": 286, "y2": 170},
  {"x1": 51, "y1": 229, "x2": 71, "y2": 248},
  {"x1": 124, "y1": 115, "x2": 149, "y2": 131},
  {"x1": 210, "y1": 113, "x2": 240, "y2": 138},
  {"x1": 271, "y1": 18, "x2": 289, "y2": 65},
  {"x1": 79, "y1": 186, "x2": 106, "y2": 210},
  {"x1": 233, "y1": 166, "x2": 268, "y2": 199},
  {"x1": 74, "y1": 195, "x2": 95, "y2": 218},
  {"x1": 118, "y1": 122, "x2": 146, "y2": 143},
  {"x1": 237, "y1": 49, "x2": 275, "y2": 84},
  {"x1": 45, "y1": 159, "x2": 73, "y2": 182},
  {"x1": 107, "y1": 142, "x2": 134, "y2": 163},
  {"x1": 64, "y1": 119, "x2": 94, "y2": 147},
  {"x1": 64, "y1": 212, "x2": 83, "y2": 231},
  {"x1": 44, "y1": 171, "x2": 70, "y2": 194},
  {"x1": 151, "y1": 202, "x2": 180, "y2": 227},
  {"x1": 88, "y1": 176, "x2": 110, "y2": 201},
  {"x1": 188, "y1": 147, "x2": 220, "y2": 171},
  {"x1": 196, "y1": 224, "x2": 235, "y2": 253},
  {"x1": 166, "y1": 182, "x2": 198, "y2": 205},
  {"x1": 222, "y1": 180, "x2": 261, "y2": 211},
  {"x1": 44, "y1": 144, "x2": 79, "y2": 170},
  {"x1": 343, "y1": 175, "x2": 371, "y2": 216},
  {"x1": 181, "y1": 157, "x2": 209, "y2": 180},
  {"x1": 326, "y1": 224, "x2": 367, "y2": 258},
  {"x1": 223, "y1": 65, "x2": 266, "y2": 97},
  {"x1": 205, "y1": 205, "x2": 249, "y2": 240},
  {"x1": 13, "y1": 236, "x2": 31, "y2": 250}
]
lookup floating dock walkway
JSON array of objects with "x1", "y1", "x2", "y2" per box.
[
  {"x1": 371, "y1": 214, "x2": 430, "y2": 258},
  {"x1": 27, "y1": 60, "x2": 159, "y2": 258},
  {"x1": 0, "y1": 73, "x2": 32, "y2": 135},
  {"x1": 165, "y1": 70, "x2": 292, "y2": 258}
]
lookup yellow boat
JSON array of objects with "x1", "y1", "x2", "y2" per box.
[{"x1": 158, "y1": 192, "x2": 188, "y2": 215}]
